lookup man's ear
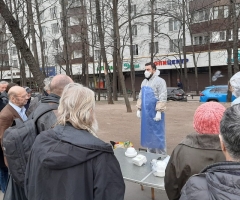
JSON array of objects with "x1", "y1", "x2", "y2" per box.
[{"x1": 219, "y1": 134, "x2": 226, "y2": 152}]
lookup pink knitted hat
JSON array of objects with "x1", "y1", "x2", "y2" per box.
[{"x1": 193, "y1": 102, "x2": 226, "y2": 134}]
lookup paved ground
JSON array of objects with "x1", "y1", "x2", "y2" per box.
[{"x1": 0, "y1": 96, "x2": 230, "y2": 200}]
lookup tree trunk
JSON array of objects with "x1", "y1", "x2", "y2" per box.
[
  {"x1": 227, "y1": 5, "x2": 233, "y2": 102},
  {"x1": 27, "y1": 0, "x2": 40, "y2": 70},
  {"x1": 182, "y1": 0, "x2": 189, "y2": 92},
  {"x1": 128, "y1": 0, "x2": 136, "y2": 101},
  {"x1": 60, "y1": 0, "x2": 71, "y2": 76},
  {"x1": 232, "y1": 0, "x2": 239, "y2": 73},
  {"x1": 0, "y1": 0, "x2": 45, "y2": 88},
  {"x1": 95, "y1": 0, "x2": 113, "y2": 104},
  {"x1": 113, "y1": 0, "x2": 132, "y2": 112},
  {"x1": 89, "y1": 0, "x2": 96, "y2": 88},
  {"x1": 113, "y1": 27, "x2": 118, "y2": 101},
  {"x1": 150, "y1": 0, "x2": 155, "y2": 62},
  {"x1": 34, "y1": 0, "x2": 46, "y2": 76}
]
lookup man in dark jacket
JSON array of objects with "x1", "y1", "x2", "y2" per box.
[
  {"x1": 25, "y1": 83, "x2": 125, "y2": 200},
  {"x1": 165, "y1": 102, "x2": 226, "y2": 200},
  {"x1": 31, "y1": 74, "x2": 73, "y2": 133},
  {"x1": 180, "y1": 104, "x2": 240, "y2": 200}
]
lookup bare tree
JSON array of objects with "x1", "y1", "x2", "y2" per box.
[
  {"x1": 0, "y1": 0, "x2": 45, "y2": 88},
  {"x1": 95, "y1": 0, "x2": 113, "y2": 104},
  {"x1": 60, "y1": 0, "x2": 71, "y2": 76},
  {"x1": 127, "y1": 0, "x2": 136, "y2": 101},
  {"x1": 231, "y1": 0, "x2": 239, "y2": 73},
  {"x1": 112, "y1": 0, "x2": 132, "y2": 112}
]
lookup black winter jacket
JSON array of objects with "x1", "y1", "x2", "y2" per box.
[
  {"x1": 180, "y1": 162, "x2": 240, "y2": 200},
  {"x1": 25, "y1": 124, "x2": 125, "y2": 200},
  {"x1": 31, "y1": 93, "x2": 60, "y2": 133}
]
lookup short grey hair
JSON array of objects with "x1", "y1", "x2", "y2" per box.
[
  {"x1": 43, "y1": 77, "x2": 53, "y2": 91},
  {"x1": 220, "y1": 104, "x2": 240, "y2": 160},
  {"x1": 0, "y1": 81, "x2": 8, "y2": 85}
]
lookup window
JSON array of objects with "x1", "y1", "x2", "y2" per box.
[
  {"x1": 52, "y1": 39, "x2": 60, "y2": 49},
  {"x1": 95, "y1": 50, "x2": 101, "y2": 60},
  {"x1": 111, "y1": 29, "x2": 114, "y2": 37},
  {"x1": 169, "y1": 39, "x2": 183, "y2": 52},
  {"x1": 44, "y1": 56, "x2": 48, "y2": 64},
  {"x1": 197, "y1": 9, "x2": 209, "y2": 22},
  {"x1": 72, "y1": 50, "x2": 82, "y2": 59},
  {"x1": 236, "y1": 4, "x2": 240, "y2": 17},
  {"x1": 4, "y1": 61, "x2": 9, "y2": 66},
  {"x1": 169, "y1": 18, "x2": 181, "y2": 31},
  {"x1": 154, "y1": 21, "x2": 158, "y2": 32},
  {"x1": 71, "y1": 34, "x2": 80, "y2": 42},
  {"x1": 148, "y1": 21, "x2": 158, "y2": 33},
  {"x1": 147, "y1": 1, "x2": 151, "y2": 12},
  {"x1": 42, "y1": 26, "x2": 46, "y2": 35},
  {"x1": 40, "y1": 11, "x2": 44, "y2": 21},
  {"x1": 149, "y1": 42, "x2": 159, "y2": 54},
  {"x1": 42, "y1": 41, "x2": 47, "y2": 50},
  {"x1": 51, "y1": 23, "x2": 59, "y2": 34},
  {"x1": 132, "y1": 25, "x2": 137, "y2": 36},
  {"x1": 131, "y1": 4, "x2": 136, "y2": 17},
  {"x1": 213, "y1": 6, "x2": 228, "y2": 19},
  {"x1": 219, "y1": 31, "x2": 226, "y2": 40},
  {"x1": 131, "y1": 44, "x2": 138, "y2": 55},
  {"x1": 212, "y1": 31, "x2": 226, "y2": 42},
  {"x1": 11, "y1": 47, "x2": 17, "y2": 55},
  {"x1": 194, "y1": 35, "x2": 209, "y2": 45},
  {"x1": 94, "y1": 33, "x2": 99, "y2": 43},
  {"x1": 18, "y1": 17, "x2": 24, "y2": 29},
  {"x1": 168, "y1": 0, "x2": 177, "y2": 10},
  {"x1": 12, "y1": 60, "x2": 18, "y2": 68},
  {"x1": 50, "y1": 6, "x2": 57, "y2": 19},
  {"x1": 204, "y1": 36, "x2": 209, "y2": 44}
]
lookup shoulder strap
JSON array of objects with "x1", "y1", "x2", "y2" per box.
[{"x1": 32, "y1": 104, "x2": 58, "y2": 122}]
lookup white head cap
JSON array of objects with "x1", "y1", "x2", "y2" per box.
[{"x1": 230, "y1": 72, "x2": 240, "y2": 97}]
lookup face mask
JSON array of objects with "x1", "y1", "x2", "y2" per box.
[{"x1": 144, "y1": 71, "x2": 151, "y2": 78}]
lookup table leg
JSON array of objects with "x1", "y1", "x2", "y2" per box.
[
  {"x1": 141, "y1": 185, "x2": 144, "y2": 191},
  {"x1": 151, "y1": 188, "x2": 155, "y2": 200}
]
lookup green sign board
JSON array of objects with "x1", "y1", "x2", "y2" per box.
[
  {"x1": 123, "y1": 63, "x2": 140, "y2": 70},
  {"x1": 96, "y1": 63, "x2": 140, "y2": 72}
]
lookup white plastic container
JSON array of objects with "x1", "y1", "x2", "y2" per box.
[
  {"x1": 132, "y1": 154, "x2": 147, "y2": 166},
  {"x1": 151, "y1": 155, "x2": 170, "y2": 177},
  {"x1": 125, "y1": 147, "x2": 137, "y2": 157}
]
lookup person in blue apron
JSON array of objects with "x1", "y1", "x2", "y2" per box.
[{"x1": 136, "y1": 62, "x2": 167, "y2": 154}]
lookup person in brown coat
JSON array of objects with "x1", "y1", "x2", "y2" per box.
[
  {"x1": 0, "y1": 86, "x2": 29, "y2": 196},
  {"x1": 164, "y1": 102, "x2": 226, "y2": 200}
]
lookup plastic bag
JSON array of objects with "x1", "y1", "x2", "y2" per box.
[{"x1": 151, "y1": 156, "x2": 170, "y2": 177}]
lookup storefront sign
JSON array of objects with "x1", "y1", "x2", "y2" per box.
[
  {"x1": 40, "y1": 66, "x2": 56, "y2": 76},
  {"x1": 123, "y1": 63, "x2": 140, "y2": 70},
  {"x1": 154, "y1": 59, "x2": 189, "y2": 66},
  {"x1": 96, "y1": 65, "x2": 113, "y2": 72}
]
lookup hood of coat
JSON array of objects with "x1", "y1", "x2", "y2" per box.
[
  {"x1": 203, "y1": 162, "x2": 240, "y2": 198},
  {"x1": 33, "y1": 124, "x2": 113, "y2": 170},
  {"x1": 41, "y1": 93, "x2": 60, "y2": 104},
  {"x1": 180, "y1": 133, "x2": 222, "y2": 150}
]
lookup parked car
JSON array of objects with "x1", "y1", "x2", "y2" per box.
[
  {"x1": 167, "y1": 87, "x2": 186, "y2": 101},
  {"x1": 200, "y1": 85, "x2": 236, "y2": 102}
]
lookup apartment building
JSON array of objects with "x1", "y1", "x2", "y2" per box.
[{"x1": 1, "y1": 0, "x2": 238, "y2": 91}]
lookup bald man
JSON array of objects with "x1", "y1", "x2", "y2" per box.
[
  {"x1": 32, "y1": 74, "x2": 73, "y2": 133},
  {"x1": 0, "y1": 86, "x2": 29, "y2": 194}
]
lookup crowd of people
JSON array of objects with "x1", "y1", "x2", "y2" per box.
[
  {"x1": 0, "y1": 75, "x2": 125, "y2": 200},
  {"x1": 0, "y1": 64, "x2": 239, "y2": 200}
]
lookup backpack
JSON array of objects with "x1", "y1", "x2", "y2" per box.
[{"x1": 2, "y1": 103, "x2": 58, "y2": 187}]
